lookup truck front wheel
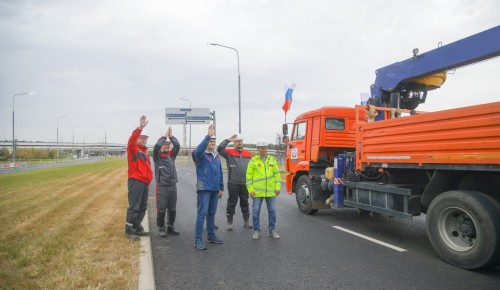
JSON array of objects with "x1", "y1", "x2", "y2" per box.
[
  {"x1": 426, "y1": 190, "x2": 500, "y2": 269},
  {"x1": 296, "y1": 176, "x2": 318, "y2": 215}
]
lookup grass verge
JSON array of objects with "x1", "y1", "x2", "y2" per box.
[{"x1": 0, "y1": 158, "x2": 139, "y2": 289}]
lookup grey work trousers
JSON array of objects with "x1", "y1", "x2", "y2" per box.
[
  {"x1": 156, "y1": 184, "x2": 177, "y2": 227},
  {"x1": 125, "y1": 178, "x2": 149, "y2": 234}
]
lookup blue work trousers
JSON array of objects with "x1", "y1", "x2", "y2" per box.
[
  {"x1": 252, "y1": 197, "x2": 276, "y2": 233},
  {"x1": 195, "y1": 190, "x2": 219, "y2": 240}
]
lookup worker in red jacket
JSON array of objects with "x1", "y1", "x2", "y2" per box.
[{"x1": 125, "y1": 115, "x2": 153, "y2": 241}]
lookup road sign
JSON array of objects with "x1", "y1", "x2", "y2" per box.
[
  {"x1": 165, "y1": 108, "x2": 187, "y2": 124},
  {"x1": 165, "y1": 108, "x2": 211, "y2": 124}
]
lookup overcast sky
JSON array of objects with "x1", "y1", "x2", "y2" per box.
[{"x1": 1, "y1": 0, "x2": 499, "y2": 147}]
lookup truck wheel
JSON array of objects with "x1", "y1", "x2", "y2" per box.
[
  {"x1": 426, "y1": 190, "x2": 500, "y2": 269},
  {"x1": 296, "y1": 176, "x2": 318, "y2": 215}
]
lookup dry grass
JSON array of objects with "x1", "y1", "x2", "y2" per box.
[{"x1": 0, "y1": 158, "x2": 140, "y2": 289}]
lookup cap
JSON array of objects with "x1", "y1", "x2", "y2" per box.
[
  {"x1": 235, "y1": 134, "x2": 244, "y2": 141},
  {"x1": 139, "y1": 129, "x2": 149, "y2": 137},
  {"x1": 256, "y1": 139, "x2": 267, "y2": 147},
  {"x1": 210, "y1": 135, "x2": 217, "y2": 139}
]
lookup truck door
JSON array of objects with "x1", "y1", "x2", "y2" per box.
[{"x1": 287, "y1": 121, "x2": 307, "y2": 173}]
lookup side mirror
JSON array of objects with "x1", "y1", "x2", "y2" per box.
[
  {"x1": 282, "y1": 123, "x2": 288, "y2": 136},
  {"x1": 282, "y1": 136, "x2": 289, "y2": 144}
]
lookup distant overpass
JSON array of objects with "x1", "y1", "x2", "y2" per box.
[
  {"x1": 2, "y1": 141, "x2": 286, "y2": 162},
  {"x1": 3, "y1": 141, "x2": 127, "y2": 155}
]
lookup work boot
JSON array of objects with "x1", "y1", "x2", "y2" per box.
[
  {"x1": 159, "y1": 226, "x2": 167, "y2": 238},
  {"x1": 157, "y1": 212, "x2": 166, "y2": 228},
  {"x1": 269, "y1": 230, "x2": 280, "y2": 239},
  {"x1": 243, "y1": 219, "x2": 253, "y2": 228},
  {"x1": 136, "y1": 225, "x2": 149, "y2": 236},
  {"x1": 226, "y1": 214, "x2": 233, "y2": 231},
  {"x1": 166, "y1": 211, "x2": 179, "y2": 235},
  {"x1": 252, "y1": 231, "x2": 260, "y2": 239},
  {"x1": 243, "y1": 213, "x2": 252, "y2": 228},
  {"x1": 227, "y1": 222, "x2": 233, "y2": 231},
  {"x1": 167, "y1": 226, "x2": 180, "y2": 235}
]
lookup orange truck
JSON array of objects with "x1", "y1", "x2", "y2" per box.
[{"x1": 282, "y1": 26, "x2": 500, "y2": 269}]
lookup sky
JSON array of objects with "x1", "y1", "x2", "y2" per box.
[{"x1": 1, "y1": 0, "x2": 499, "y2": 148}]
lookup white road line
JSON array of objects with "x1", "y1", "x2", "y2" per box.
[
  {"x1": 332, "y1": 226, "x2": 407, "y2": 252},
  {"x1": 176, "y1": 169, "x2": 192, "y2": 174}
]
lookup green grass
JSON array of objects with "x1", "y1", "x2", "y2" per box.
[{"x1": 0, "y1": 158, "x2": 140, "y2": 289}]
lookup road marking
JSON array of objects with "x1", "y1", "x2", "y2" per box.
[
  {"x1": 176, "y1": 169, "x2": 192, "y2": 175},
  {"x1": 332, "y1": 226, "x2": 407, "y2": 252}
]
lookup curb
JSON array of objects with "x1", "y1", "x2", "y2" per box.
[{"x1": 138, "y1": 210, "x2": 155, "y2": 290}]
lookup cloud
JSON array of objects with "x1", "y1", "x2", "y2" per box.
[{"x1": 0, "y1": 0, "x2": 498, "y2": 145}]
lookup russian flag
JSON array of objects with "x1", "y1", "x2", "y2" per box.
[{"x1": 282, "y1": 83, "x2": 296, "y2": 114}]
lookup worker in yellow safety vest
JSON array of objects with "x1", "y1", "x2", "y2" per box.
[{"x1": 246, "y1": 139, "x2": 281, "y2": 239}]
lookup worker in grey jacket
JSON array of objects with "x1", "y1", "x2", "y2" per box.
[
  {"x1": 153, "y1": 127, "x2": 181, "y2": 237},
  {"x1": 217, "y1": 134, "x2": 253, "y2": 230}
]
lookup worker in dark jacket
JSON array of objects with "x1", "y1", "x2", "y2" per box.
[
  {"x1": 125, "y1": 115, "x2": 153, "y2": 241},
  {"x1": 193, "y1": 124, "x2": 224, "y2": 250},
  {"x1": 217, "y1": 134, "x2": 253, "y2": 230},
  {"x1": 153, "y1": 126, "x2": 180, "y2": 237}
]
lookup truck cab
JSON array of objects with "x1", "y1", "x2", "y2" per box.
[{"x1": 285, "y1": 107, "x2": 366, "y2": 213}]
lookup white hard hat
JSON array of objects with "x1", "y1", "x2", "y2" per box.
[
  {"x1": 139, "y1": 129, "x2": 149, "y2": 137},
  {"x1": 210, "y1": 135, "x2": 217, "y2": 139},
  {"x1": 256, "y1": 139, "x2": 267, "y2": 147},
  {"x1": 235, "y1": 134, "x2": 244, "y2": 141}
]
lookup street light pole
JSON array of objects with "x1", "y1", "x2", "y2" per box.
[
  {"x1": 72, "y1": 125, "x2": 79, "y2": 159},
  {"x1": 178, "y1": 97, "x2": 192, "y2": 164},
  {"x1": 82, "y1": 132, "x2": 90, "y2": 159},
  {"x1": 207, "y1": 43, "x2": 242, "y2": 133},
  {"x1": 12, "y1": 92, "x2": 34, "y2": 164},
  {"x1": 97, "y1": 126, "x2": 107, "y2": 160},
  {"x1": 56, "y1": 115, "x2": 67, "y2": 162}
]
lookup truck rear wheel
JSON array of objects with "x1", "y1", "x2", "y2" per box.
[
  {"x1": 426, "y1": 190, "x2": 500, "y2": 269},
  {"x1": 295, "y1": 176, "x2": 318, "y2": 215}
]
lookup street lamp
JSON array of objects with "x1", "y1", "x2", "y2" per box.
[
  {"x1": 12, "y1": 92, "x2": 35, "y2": 164},
  {"x1": 178, "y1": 97, "x2": 192, "y2": 164},
  {"x1": 82, "y1": 132, "x2": 90, "y2": 159},
  {"x1": 97, "y1": 126, "x2": 107, "y2": 160},
  {"x1": 72, "y1": 125, "x2": 79, "y2": 159},
  {"x1": 56, "y1": 115, "x2": 67, "y2": 162},
  {"x1": 207, "y1": 43, "x2": 242, "y2": 133}
]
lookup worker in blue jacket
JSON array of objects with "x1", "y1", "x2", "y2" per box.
[{"x1": 193, "y1": 124, "x2": 224, "y2": 250}]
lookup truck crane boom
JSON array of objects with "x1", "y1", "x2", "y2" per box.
[{"x1": 369, "y1": 25, "x2": 500, "y2": 111}]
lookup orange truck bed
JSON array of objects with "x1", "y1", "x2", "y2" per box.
[{"x1": 355, "y1": 102, "x2": 500, "y2": 170}]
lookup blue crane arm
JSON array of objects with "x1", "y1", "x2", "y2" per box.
[{"x1": 369, "y1": 25, "x2": 500, "y2": 110}]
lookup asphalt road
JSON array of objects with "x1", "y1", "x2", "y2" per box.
[{"x1": 148, "y1": 163, "x2": 500, "y2": 290}]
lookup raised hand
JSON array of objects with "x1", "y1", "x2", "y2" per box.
[
  {"x1": 139, "y1": 115, "x2": 148, "y2": 129},
  {"x1": 208, "y1": 124, "x2": 215, "y2": 137}
]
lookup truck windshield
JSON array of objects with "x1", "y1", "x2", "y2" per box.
[
  {"x1": 326, "y1": 118, "x2": 345, "y2": 130},
  {"x1": 292, "y1": 122, "x2": 306, "y2": 141}
]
